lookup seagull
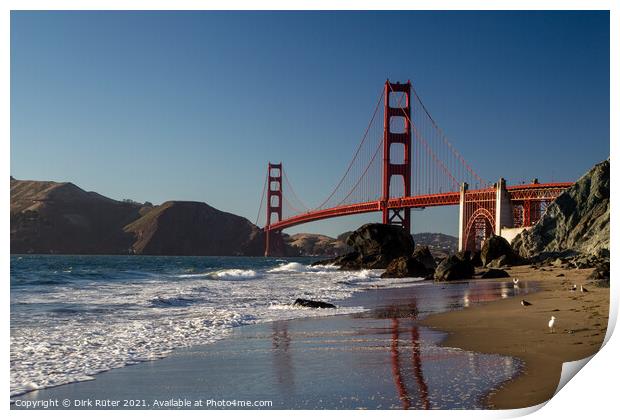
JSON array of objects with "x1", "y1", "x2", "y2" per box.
[
  {"x1": 548, "y1": 316, "x2": 556, "y2": 333},
  {"x1": 580, "y1": 285, "x2": 589, "y2": 293},
  {"x1": 513, "y1": 278, "x2": 520, "y2": 288},
  {"x1": 570, "y1": 284, "x2": 577, "y2": 292},
  {"x1": 521, "y1": 299, "x2": 532, "y2": 307}
]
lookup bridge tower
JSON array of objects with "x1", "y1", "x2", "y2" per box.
[
  {"x1": 265, "y1": 162, "x2": 284, "y2": 256},
  {"x1": 382, "y1": 80, "x2": 412, "y2": 233}
]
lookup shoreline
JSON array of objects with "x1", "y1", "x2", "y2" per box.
[
  {"x1": 421, "y1": 265, "x2": 609, "y2": 409},
  {"x1": 12, "y1": 277, "x2": 527, "y2": 409}
]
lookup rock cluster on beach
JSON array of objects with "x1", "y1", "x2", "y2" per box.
[
  {"x1": 311, "y1": 223, "x2": 522, "y2": 281},
  {"x1": 480, "y1": 235, "x2": 523, "y2": 267},
  {"x1": 434, "y1": 252, "x2": 476, "y2": 281},
  {"x1": 313, "y1": 223, "x2": 438, "y2": 279},
  {"x1": 313, "y1": 223, "x2": 414, "y2": 269}
]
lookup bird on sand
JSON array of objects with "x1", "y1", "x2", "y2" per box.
[
  {"x1": 580, "y1": 285, "x2": 589, "y2": 293},
  {"x1": 513, "y1": 278, "x2": 520, "y2": 288},
  {"x1": 548, "y1": 316, "x2": 557, "y2": 333},
  {"x1": 521, "y1": 299, "x2": 532, "y2": 307},
  {"x1": 570, "y1": 284, "x2": 577, "y2": 292}
]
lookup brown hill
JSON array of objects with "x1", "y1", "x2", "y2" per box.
[
  {"x1": 11, "y1": 179, "x2": 144, "y2": 254},
  {"x1": 10, "y1": 178, "x2": 267, "y2": 256},
  {"x1": 124, "y1": 201, "x2": 264, "y2": 256}
]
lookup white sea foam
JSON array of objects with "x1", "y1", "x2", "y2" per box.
[
  {"x1": 176, "y1": 272, "x2": 210, "y2": 278},
  {"x1": 10, "y1": 260, "x2": 427, "y2": 397},
  {"x1": 268, "y1": 262, "x2": 338, "y2": 273},
  {"x1": 209, "y1": 269, "x2": 260, "y2": 280}
]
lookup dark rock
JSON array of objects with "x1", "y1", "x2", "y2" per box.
[
  {"x1": 293, "y1": 298, "x2": 336, "y2": 309},
  {"x1": 588, "y1": 261, "x2": 610, "y2": 288},
  {"x1": 381, "y1": 256, "x2": 430, "y2": 278},
  {"x1": 568, "y1": 253, "x2": 609, "y2": 270},
  {"x1": 346, "y1": 223, "x2": 414, "y2": 262},
  {"x1": 487, "y1": 255, "x2": 510, "y2": 268},
  {"x1": 480, "y1": 235, "x2": 523, "y2": 267},
  {"x1": 471, "y1": 250, "x2": 483, "y2": 267},
  {"x1": 311, "y1": 252, "x2": 358, "y2": 267},
  {"x1": 434, "y1": 255, "x2": 475, "y2": 281},
  {"x1": 412, "y1": 246, "x2": 437, "y2": 272},
  {"x1": 313, "y1": 223, "x2": 414, "y2": 270},
  {"x1": 479, "y1": 268, "x2": 510, "y2": 279}
]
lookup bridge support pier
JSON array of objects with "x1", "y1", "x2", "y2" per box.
[
  {"x1": 265, "y1": 162, "x2": 283, "y2": 257},
  {"x1": 265, "y1": 229, "x2": 285, "y2": 257},
  {"x1": 457, "y1": 183, "x2": 468, "y2": 252},
  {"x1": 382, "y1": 79, "x2": 412, "y2": 233},
  {"x1": 495, "y1": 178, "x2": 513, "y2": 235}
]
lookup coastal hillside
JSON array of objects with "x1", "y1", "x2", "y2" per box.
[
  {"x1": 286, "y1": 231, "x2": 457, "y2": 257},
  {"x1": 412, "y1": 232, "x2": 458, "y2": 257},
  {"x1": 287, "y1": 231, "x2": 457, "y2": 257},
  {"x1": 511, "y1": 159, "x2": 609, "y2": 258},
  {"x1": 124, "y1": 201, "x2": 264, "y2": 256},
  {"x1": 286, "y1": 233, "x2": 352, "y2": 256},
  {"x1": 11, "y1": 178, "x2": 145, "y2": 254},
  {"x1": 10, "y1": 178, "x2": 267, "y2": 256}
]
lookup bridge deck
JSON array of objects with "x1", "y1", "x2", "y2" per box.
[{"x1": 266, "y1": 182, "x2": 572, "y2": 232}]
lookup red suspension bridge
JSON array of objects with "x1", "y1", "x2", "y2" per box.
[{"x1": 257, "y1": 80, "x2": 572, "y2": 256}]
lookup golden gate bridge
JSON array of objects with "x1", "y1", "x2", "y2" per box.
[{"x1": 256, "y1": 80, "x2": 572, "y2": 256}]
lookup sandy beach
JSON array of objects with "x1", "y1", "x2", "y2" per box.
[{"x1": 422, "y1": 265, "x2": 609, "y2": 409}]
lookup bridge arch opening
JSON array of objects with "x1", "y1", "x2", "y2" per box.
[{"x1": 464, "y1": 208, "x2": 494, "y2": 251}]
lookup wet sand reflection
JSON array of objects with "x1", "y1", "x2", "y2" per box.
[
  {"x1": 271, "y1": 321, "x2": 295, "y2": 393},
  {"x1": 388, "y1": 297, "x2": 431, "y2": 409}
]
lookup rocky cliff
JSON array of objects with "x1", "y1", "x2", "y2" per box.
[
  {"x1": 10, "y1": 178, "x2": 267, "y2": 256},
  {"x1": 511, "y1": 159, "x2": 609, "y2": 258}
]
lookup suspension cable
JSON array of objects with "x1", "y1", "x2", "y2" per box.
[
  {"x1": 254, "y1": 172, "x2": 268, "y2": 226},
  {"x1": 282, "y1": 169, "x2": 310, "y2": 212},
  {"x1": 315, "y1": 88, "x2": 385, "y2": 209},
  {"x1": 389, "y1": 84, "x2": 460, "y2": 189},
  {"x1": 410, "y1": 84, "x2": 488, "y2": 186}
]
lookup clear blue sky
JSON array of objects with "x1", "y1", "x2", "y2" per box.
[{"x1": 10, "y1": 11, "x2": 609, "y2": 237}]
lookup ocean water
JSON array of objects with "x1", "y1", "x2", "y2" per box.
[{"x1": 10, "y1": 255, "x2": 426, "y2": 397}]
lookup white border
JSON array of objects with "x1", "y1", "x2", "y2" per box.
[{"x1": 3, "y1": 2, "x2": 617, "y2": 420}]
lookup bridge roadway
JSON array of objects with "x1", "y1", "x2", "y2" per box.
[{"x1": 266, "y1": 182, "x2": 573, "y2": 232}]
